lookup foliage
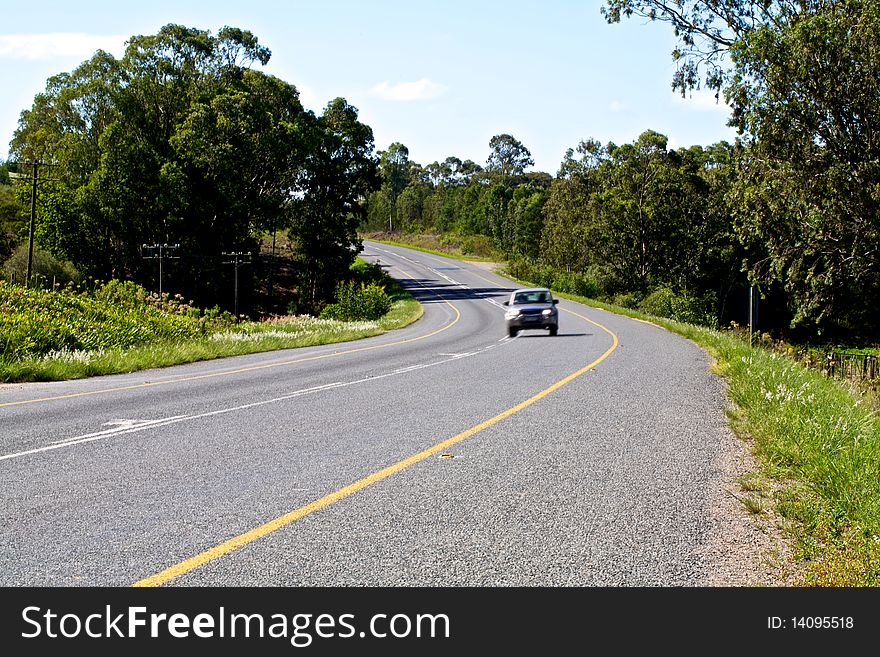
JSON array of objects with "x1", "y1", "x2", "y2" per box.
[
  {"x1": 506, "y1": 259, "x2": 601, "y2": 299},
  {"x1": 377, "y1": 142, "x2": 410, "y2": 232},
  {"x1": 0, "y1": 280, "x2": 421, "y2": 383},
  {"x1": 364, "y1": 134, "x2": 548, "y2": 260},
  {"x1": 486, "y1": 134, "x2": 534, "y2": 184},
  {"x1": 604, "y1": 0, "x2": 880, "y2": 340},
  {"x1": 637, "y1": 286, "x2": 718, "y2": 328},
  {"x1": 728, "y1": 1, "x2": 880, "y2": 338},
  {"x1": 9, "y1": 24, "x2": 376, "y2": 314},
  {"x1": 0, "y1": 182, "x2": 24, "y2": 262},
  {"x1": 363, "y1": 129, "x2": 743, "y2": 325},
  {"x1": 320, "y1": 281, "x2": 392, "y2": 322},
  {"x1": 0, "y1": 279, "x2": 232, "y2": 362},
  {"x1": 289, "y1": 98, "x2": 378, "y2": 310},
  {"x1": 602, "y1": 0, "x2": 764, "y2": 95},
  {"x1": 2, "y1": 243, "x2": 81, "y2": 287}
]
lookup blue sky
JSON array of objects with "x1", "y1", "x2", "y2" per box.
[{"x1": 0, "y1": 0, "x2": 737, "y2": 174}]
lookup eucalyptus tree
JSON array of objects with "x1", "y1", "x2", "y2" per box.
[
  {"x1": 290, "y1": 98, "x2": 379, "y2": 308},
  {"x1": 377, "y1": 142, "x2": 410, "y2": 232},
  {"x1": 604, "y1": 1, "x2": 880, "y2": 336},
  {"x1": 10, "y1": 25, "x2": 321, "y2": 308},
  {"x1": 486, "y1": 134, "x2": 534, "y2": 185}
]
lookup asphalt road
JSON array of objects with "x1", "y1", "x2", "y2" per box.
[{"x1": 0, "y1": 242, "x2": 734, "y2": 586}]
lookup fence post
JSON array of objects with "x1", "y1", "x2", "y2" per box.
[{"x1": 748, "y1": 286, "x2": 754, "y2": 347}]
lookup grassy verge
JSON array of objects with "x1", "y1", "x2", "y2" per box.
[
  {"x1": 507, "y1": 276, "x2": 880, "y2": 586},
  {"x1": 0, "y1": 267, "x2": 422, "y2": 383},
  {"x1": 360, "y1": 231, "x2": 501, "y2": 262}
]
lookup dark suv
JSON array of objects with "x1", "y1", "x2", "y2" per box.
[{"x1": 503, "y1": 287, "x2": 559, "y2": 337}]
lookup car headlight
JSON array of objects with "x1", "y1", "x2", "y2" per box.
[
  {"x1": 506, "y1": 308, "x2": 521, "y2": 318},
  {"x1": 542, "y1": 308, "x2": 553, "y2": 316}
]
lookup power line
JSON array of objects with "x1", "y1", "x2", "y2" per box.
[{"x1": 141, "y1": 244, "x2": 180, "y2": 298}]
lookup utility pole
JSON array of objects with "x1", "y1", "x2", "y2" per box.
[
  {"x1": 267, "y1": 215, "x2": 277, "y2": 305},
  {"x1": 222, "y1": 251, "x2": 252, "y2": 320},
  {"x1": 20, "y1": 159, "x2": 58, "y2": 288},
  {"x1": 27, "y1": 162, "x2": 36, "y2": 287},
  {"x1": 141, "y1": 244, "x2": 180, "y2": 298}
]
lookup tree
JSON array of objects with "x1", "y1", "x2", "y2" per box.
[
  {"x1": 0, "y1": 176, "x2": 21, "y2": 262},
  {"x1": 605, "y1": 1, "x2": 880, "y2": 337},
  {"x1": 10, "y1": 24, "x2": 317, "y2": 310},
  {"x1": 486, "y1": 134, "x2": 533, "y2": 184},
  {"x1": 602, "y1": 0, "x2": 764, "y2": 96},
  {"x1": 728, "y1": 1, "x2": 880, "y2": 336},
  {"x1": 377, "y1": 142, "x2": 410, "y2": 232},
  {"x1": 290, "y1": 98, "x2": 379, "y2": 309},
  {"x1": 541, "y1": 141, "x2": 608, "y2": 273},
  {"x1": 592, "y1": 131, "x2": 691, "y2": 291},
  {"x1": 510, "y1": 188, "x2": 547, "y2": 261}
]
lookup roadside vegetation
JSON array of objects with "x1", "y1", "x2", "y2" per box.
[
  {"x1": 0, "y1": 260, "x2": 421, "y2": 383},
  {"x1": 360, "y1": 231, "x2": 500, "y2": 262},
  {"x1": 3, "y1": 25, "x2": 377, "y2": 317},
  {"x1": 2, "y1": 5, "x2": 877, "y2": 585},
  {"x1": 644, "y1": 316, "x2": 879, "y2": 587}
]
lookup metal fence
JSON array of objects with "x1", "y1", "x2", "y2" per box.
[{"x1": 799, "y1": 349, "x2": 880, "y2": 387}]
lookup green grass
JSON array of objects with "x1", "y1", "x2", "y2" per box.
[
  {"x1": 360, "y1": 231, "x2": 501, "y2": 262},
  {"x1": 505, "y1": 272, "x2": 880, "y2": 586},
  {"x1": 0, "y1": 267, "x2": 423, "y2": 383}
]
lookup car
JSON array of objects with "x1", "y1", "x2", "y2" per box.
[{"x1": 503, "y1": 287, "x2": 559, "y2": 337}]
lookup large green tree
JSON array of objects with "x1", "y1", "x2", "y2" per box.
[
  {"x1": 605, "y1": 1, "x2": 880, "y2": 337},
  {"x1": 289, "y1": 98, "x2": 379, "y2": 309},
  {"x1": 377, "y1": 142, "x2": 410, "y2": 232},
  {"x1": 9, "y1": 25, "x2": 324, "y2": 310},
  {"x1": 486, "y1": 134, "x2": 534, "y2": 185},
  {"x1": 728, "y1": 2, "x2": 880, "y2": 336}
]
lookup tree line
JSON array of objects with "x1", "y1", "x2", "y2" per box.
[
  {"x1": 3, "y1": 24, "x2": 377, "y2": 313},
  {"x1": 3, "y1": 2, "x2": 877, "y2": 342},
  {"x1": 361, "y1": 1, "x2": 879, "y2": 342},
  {"x1": 362, "y1": 131, "x2": 744, "y2": 329}
]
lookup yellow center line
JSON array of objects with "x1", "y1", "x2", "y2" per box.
[
  {"x1": 0, "y1": 267, "x2": 459, "y2": 409},
  {"x1": 132, "y1": 308, "x2": 619, "y2": 587}
]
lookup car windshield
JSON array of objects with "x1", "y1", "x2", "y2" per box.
[{"x1": 514, "y1": 291, "x2": 551, "y2": 304}]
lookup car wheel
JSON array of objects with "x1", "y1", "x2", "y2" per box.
[
  {"x1": 549, "y1": 326, "x2": 558, "y2": 336},
  {"x1": 508, "y1": 327, "x2": 518, "y2": 338}
]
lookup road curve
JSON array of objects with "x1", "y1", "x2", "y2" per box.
[{"x1": 0, "y1": 242, "x2": 737, "y2": 586}]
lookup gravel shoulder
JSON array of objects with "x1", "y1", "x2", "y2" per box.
[
  {"x1": 697, "y1": 381, "x2": 803, "y2": 586},
  {"x1": 486, "y1": 257, "x2": 803, "y2": 586}
]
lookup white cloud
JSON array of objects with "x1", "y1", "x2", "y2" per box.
[
  {"x1": 609, "y1": 100, "x2": 630, "y2": 113},
  {"x1": 0, "y1": 33, "x2": 127, "y2": 61},
  {"x1": 671, "y1": 89, "x2": 731, "y2": 114},
  {"x1": 368, "y1": 78, "x2": 447, "y2": 102}
]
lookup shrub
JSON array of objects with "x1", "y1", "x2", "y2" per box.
[
  {"x1": 637, "y1": 287, "x2": 677, "y2": 317},
  {"x1": 552, "y1": 271, "x2": 601, "y2": 299},
  {"x1": 638, "y1": 287, "x2": 718, "y2": 328},
  {"x1": 349, "y1": 258, "x2": 386, "y2": 285},
  {"x1": 507, "y1": 259, "x2": 601, "y2": 299},
  {"x1": 612, "y1": 292, "x2": 642, "y2": 309},
  {"x1": 457, "y1": 234, "x2": 495, "y2": 258},
  {"x1": 0, "y1": 279, "x2": 235, "y2": 362},
  {"x1": 93, "y1": 279, "x2": 150, "y2": 308},
  {"x1": 2, "y1": 243, "x2": 80, "y2": 287},
  {"x1": 320, "y1": 281, "x2": 391, "y2": 321}
]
